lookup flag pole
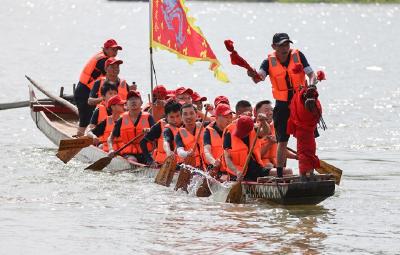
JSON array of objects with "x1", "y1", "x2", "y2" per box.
[{"x1": 149, "y1": 0, "x2": 154, "y2": 103}]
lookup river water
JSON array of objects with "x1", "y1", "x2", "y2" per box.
[{"x1": 1, "y1": 1, "x2": 399, "y2": 254}]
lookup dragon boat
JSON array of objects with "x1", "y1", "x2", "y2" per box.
[{"x1": 27, "y1": 76, "x2": 336, "y2": 205}]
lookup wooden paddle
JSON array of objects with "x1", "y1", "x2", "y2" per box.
[
  {"x1": 0, "y1": 100, "x2": 30, "y2": 110},
  {"x1": 174, "y1": 110, "x2": 209, "y2": 192},
  {"x1": 226, "y1": 127, "x2": 261, "y2": 203},
  {"x1": 56, "y1": 136, "x2": 93, "y2": 163},
  {"x1": 85, "y1": 132, "x2": 144, "y2": 171},
  {"x1": 154, "y1": 154, "x2": 177, "y2": 187},
  {"x1": 287, "y1": 147, "x2": 343, "y2": 185}
]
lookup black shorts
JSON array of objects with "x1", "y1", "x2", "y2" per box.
[
  {"x1": 228, "y1": 159, "x2": 270, "y2": 182},
  {"x1": 273, "y1": 100, "x2": 291, "y2": 143},
  {"x1": 244, "y1": 159, "x2": 270, "y2": 182},
  {"x1": 74, "y1": 82, "x2": 95, "y2": 127}
]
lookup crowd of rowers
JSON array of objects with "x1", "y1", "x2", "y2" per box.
[
  {"x1": 86, "y1": 82, "x2": 295, "y2": 182},
  {"x1": 73, "y1": 38, "x2": 301, "y2": 182}
]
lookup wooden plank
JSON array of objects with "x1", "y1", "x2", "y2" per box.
[{"x1": 26, "y1": 75, "x2": 78, "y2": 116}]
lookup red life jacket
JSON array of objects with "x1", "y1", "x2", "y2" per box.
[
  {"x1": 96, "y1": 103, "x2": 109, "y2": 124},
  {"x1": 222, "y1": 125, "x2": 263, "y2": 177},
  {"x1": 268, "y1": 49, "x2": 306, "y2": 101},
  {"x1": 97, "y1": 78, "x2": 128, "y2": 100},
  {"x1": 177, "y1": 123, "x2": 204, "y2": 168},
  {"x1": 119, "y1": 111, "x2": 151, "y2": 155},
  {"x1": 79, "y1": 51, "x2": 108, "y2": 90},
  {"x1": 99, "y1": 116, "x2": 122, "y2": 152},
  {"x1": 203, "y1": 123, "x2": 226, "y2": 172},
  {"x1": 152, "y1": 120, "x2": 183, "y2": 164}
]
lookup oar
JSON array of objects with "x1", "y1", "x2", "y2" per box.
[
  {"x1": 226, "y1": 127, "x2": 261, "y2": 203},
  {"x1": 56, "y1": 136, "x2": 94, "y2": 163},
  {"x1": 85, "y1": 132, "x2": 144, "y2": 171},
  {"x1": 0, "y1": 100, "x2": 30, "y2": 110},
  {"x1": 287, "y1": 147, "x2": 343, "y2": 185},
  {"x1": 174, "y1": 110, "x2": 209, "y2": 192},
  {"x1": 154, "y1": 154, "x2": 177, "y2": 187}
]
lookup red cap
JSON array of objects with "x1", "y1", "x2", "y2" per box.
[
  {"x1": 107, "y1": 95, "x2": 126, "y2": 108},
  {"x1": 127, "y1": 90, "x2": 141, "y2": 100},
  {"x1": 234, "y1": 115, "x2": 254, "y2": 138},
  {"x1": 175, "y1": 87, "x2": 193, "y2": 96},
  {"x1": 214, "y1": 95, "x2": 230, "y2": 107},
  {"x1": 105, "y1": 57, "x2": 123, "y2": 69},
  {"x1": 103, "y1": 39, "x2": 122, "y2": 50},
  {"x1": 215, "y1": 103, "x2": 234, "y2": 116},
  {"x1": 152, "y1": 85, "x2": 168, "y2": 98},
  {"x1": 192, "y1": 92, "x2": 207, "y2": 102}
]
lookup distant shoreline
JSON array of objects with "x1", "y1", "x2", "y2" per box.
[
  {"x1": 109, "y1": 0, "x2": 400, "y2": 3},
  {"x1": 191, "y1": 0, "x2": 400, "y2": 2}
]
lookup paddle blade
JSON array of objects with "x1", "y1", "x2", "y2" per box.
[
  {"x1": 58, "y1": 136, "x2": 92, "y2": 151},
  {"x1": 155, "y1": 155, "x2": 177, "y2": 187},
  {"x1": 85, "y1": 156, "x2": 112, "y2": 171},
  {"x1": 56, "y1": 148, "x2": 82, "y2": 164},
  {"x1": 174, "y1": 168, "x2": 192, "y2": 192},
  {"x1": 316, "y1": 160, "x2": 343, "y2": 185},
  {"x1": 226, "y1": 182, "x2": 243, "y2": 203},
  {"x1": 195, "y1": 178, "x2": 212, "y2": 197}
]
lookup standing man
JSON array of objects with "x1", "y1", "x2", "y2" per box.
[
  {"x1": 88, "y1": 57, "x2": 129, "y2": 106},
  {"x1": 247, "y1": 33, "x2": 316, "y2": 177},
  {"x1": 74, "y1": 39, "x2": 122, "y2": 137}
]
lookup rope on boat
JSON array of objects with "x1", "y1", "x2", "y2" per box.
[{"x1": 33, "y1": 98, "x2": 78, "y2": 128}]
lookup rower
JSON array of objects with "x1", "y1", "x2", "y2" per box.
[
  {"x1": 87, "y1": 84, "x2": 118, "y2": 131},
  {"x1": 74, "y1": 39, "x2": 122, "y2": 137},
  {"x1": 86, "y1": 95, "x2": 125, "y2": 152},
  {"x1": 143, "y1": 85, "x2": 168, "y2": 122},
  {"x1": 107, "y1": 90, "x2": 155, "y2": 164},
  {"x1": 140, "y1": 100, "x2": 182, "y2": 165},
  {"x1": 214, "y1": 95, "x2": 230, "y2": 107},
  {"x1": 175, "y1": 104, "x2": 204, "y2": 168},
  {"x1": 223, "y1": 115, "x2": 272, "y2": 181},
  {"x1": 192, "y1": 91, "x2": 207, "y2": 112},
  {"x1": 88, "y1": 57, "x2": 129, "y2": 107},
  {"x1": 174, "y1": 87, "x2": 193, "y2": 105},
  {"x1": 235, "y1": 100, "x2": 253, "y2": 117},
  {"x1": 203, "y1": 103, "x2": 234, "y2": 179}
]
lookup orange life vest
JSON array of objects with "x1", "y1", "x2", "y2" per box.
[
  {"x1": 96, "y1": 103, "x2": 109, "y2": 124},
  {"x1": 99, "y1": 116, "x2": 122, "y2": 152},
  {"x1": 97, "y1": 78, "x2": 128, "y2": 100},
  {"x1": 203, "y1": 123, "x2": 226, "y2": 172},
  {"x1": 79, "y1": 51, "x2": 108, "y2": 90},
  {"x1": 223, "y1": 126, "x2": 263, "y2": 177},
  {"x1": 268, "y1": 49, "x2": 306, "y2": 101},
  {"x1": 260, "y1": 122, "x2": 277, "y2": 167},
  {"x1": 177, "y1": 123, "x2": 204, "y2": 168},
  {"x1": 153, "y1": 120, "x2": 183, "y2": 164},
  {"x1": 119, "y1": 111, "x2": 151, "y2": 155}
]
